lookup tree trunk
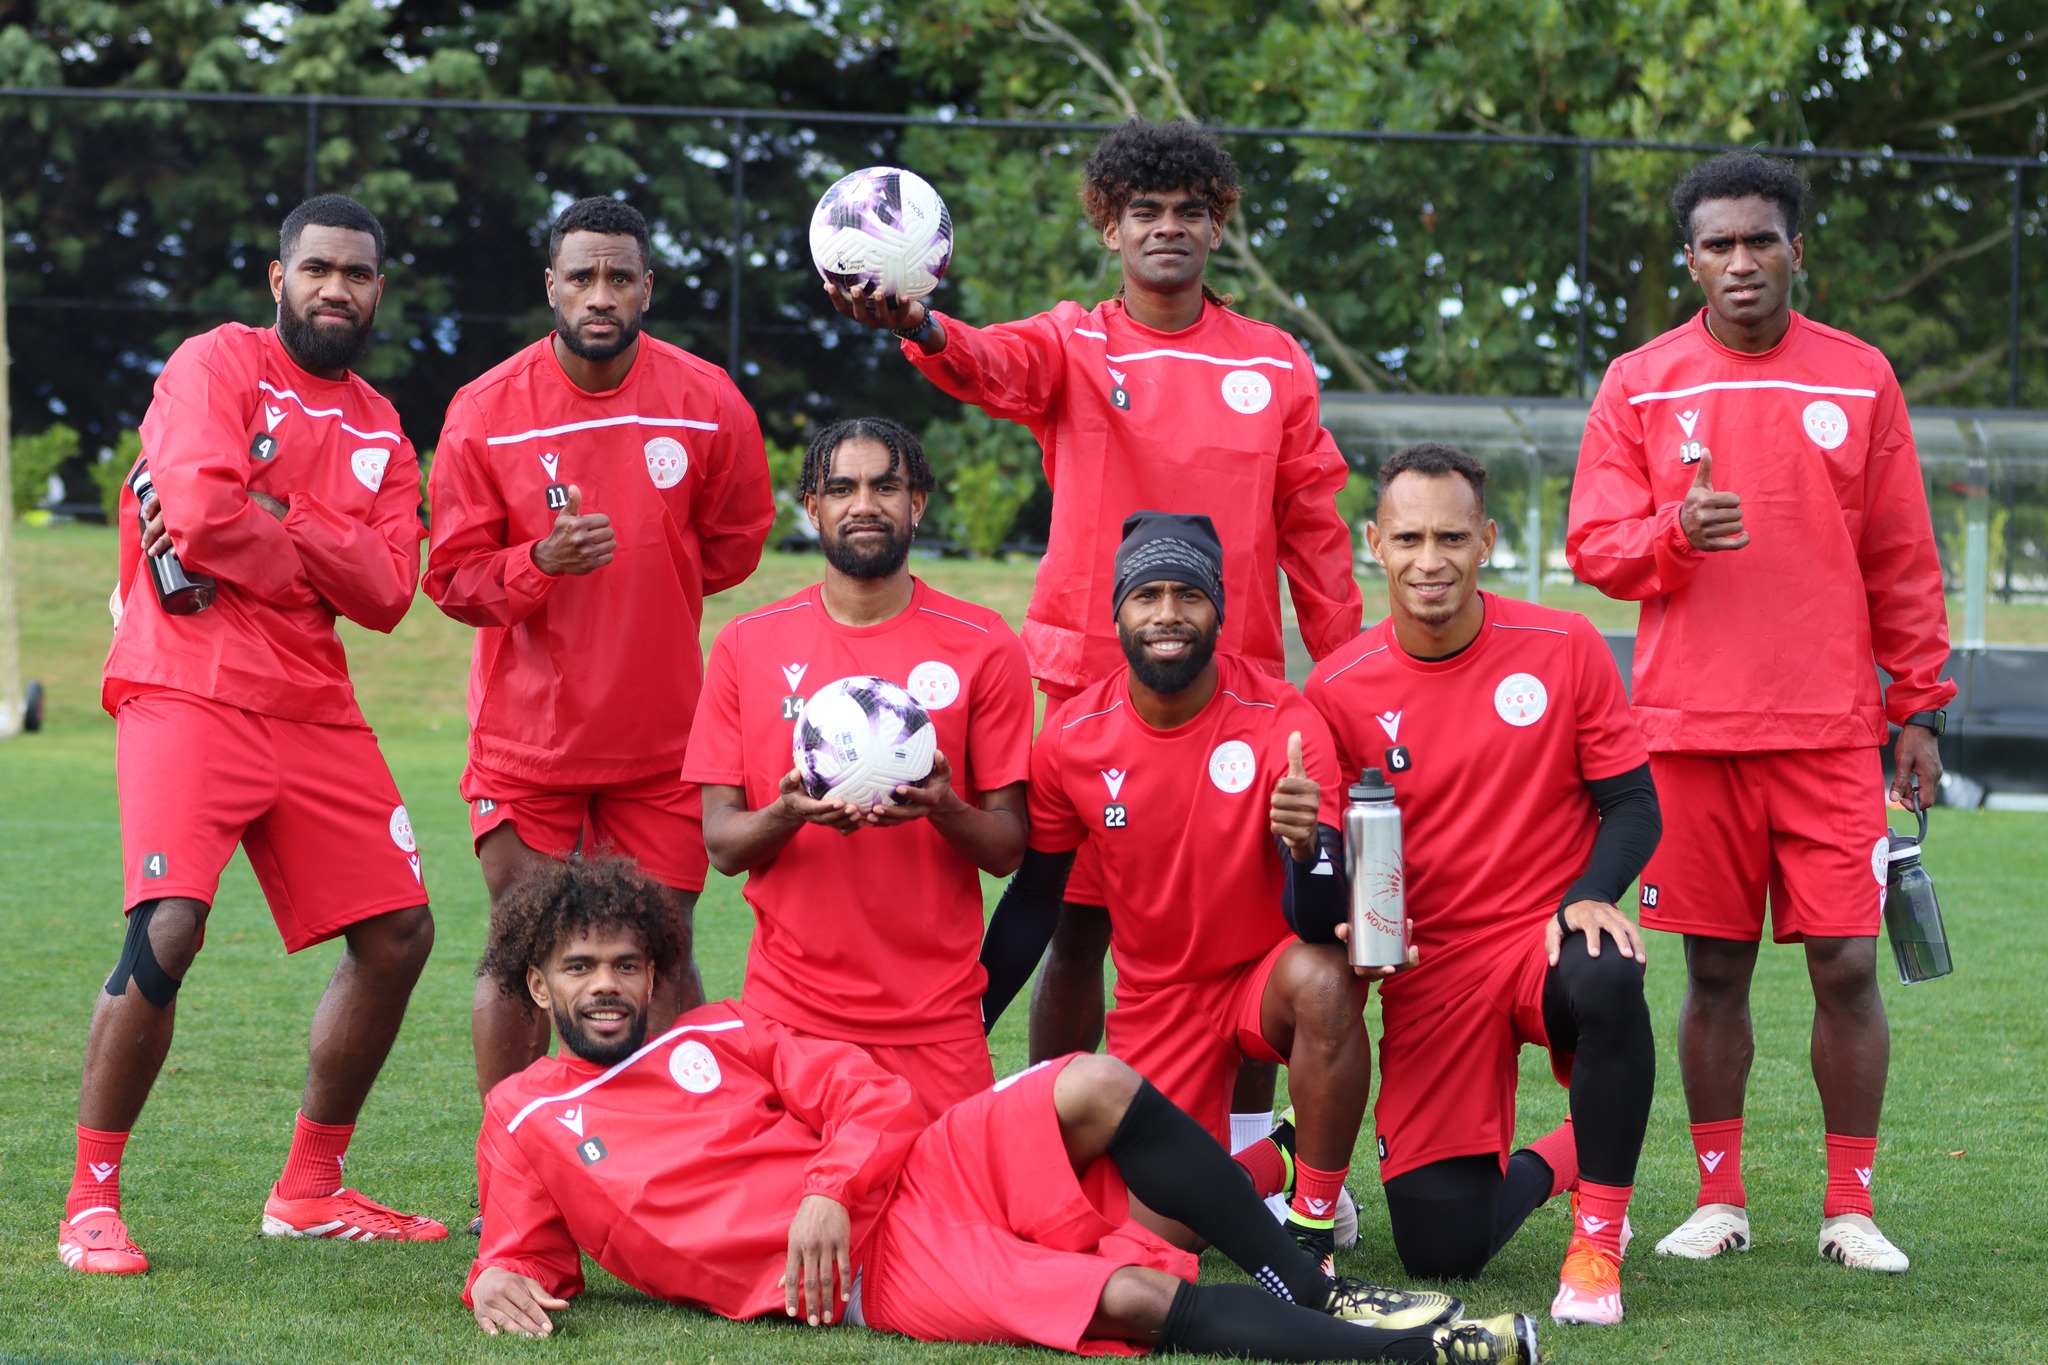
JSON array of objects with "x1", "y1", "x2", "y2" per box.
[{"x1": 0, "y1": 191, "x2": 22, "y2": 741}]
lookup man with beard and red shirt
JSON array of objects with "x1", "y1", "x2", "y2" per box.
[
  {"x1": 63, "y1": 196, "x2": 444, "y2": 1276},
  {"x1": 685, "y1": 418, "x2": 1033, "y2": 1120},
  {"x1": 830, "y1": 118, "x2": 1363, "y2": 1220},
  {"x1": 465, "y1": 858, "x2": 1536, "y2": 1362},
  {"x1": 1305, "y1": 444, "x2": 1660, "y2": 1326},
  {"x1": 978, "y1": 515, "x2": 1451, "y2": 1326},
  {"x1": 426, "y1": 197, "x2": 774, "y2": 1120},
  {"x1": 1568, "y1": 152, "x2": 1953, "y2": 1275}
]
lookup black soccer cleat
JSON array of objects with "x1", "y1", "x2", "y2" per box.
[
  {"x1": 1286, "y1": 1212, "x2": 1337, "y2": 1278},
  {"x1": 1324, "y1": 1276, "x2": 1463, "y2": 1331}
]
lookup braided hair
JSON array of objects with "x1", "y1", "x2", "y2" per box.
[{"x1": 797, "y1": 417, "x2": 937, "y2": 499}]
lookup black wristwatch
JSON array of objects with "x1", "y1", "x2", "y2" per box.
[
  {"x1": 892, "y1": 310, "x2": 937, "y2": 344},
  {"x1": 1903, "y1": 709, "x2": 1947, "y2": 736}
]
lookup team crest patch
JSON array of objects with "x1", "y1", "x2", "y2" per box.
[
  {"x1": 1803, "y1": 400, "x2": 1849, "y2": 450},
  {"x1": 1871, "y1": 836, "x2": 1890, "y2": 887},
  {"x1": 906, "y1": 660, "x2": 961, "y2": 710},
  {"x1": 388, "y1": 805, "x2": 416, "y2": 853},
  {"x1": 645, "y1": 436, "x2": 689, "y2": 489},
  {"x1": 351, "y1": 447, "x2": 391, "y2": 492},
  {"x1": 1208, "y1": 739, "x2": 1257, "y2": 794},
  {"x1": 670, "y1": 1040, "x2": 722, "y2": 1093},
  {"x1": 1493, "y1": 673, "x2": 1547, "y2": 727},
  {"x1": 1220, "y1": 369, "x2": 1272, "y2": 415}
]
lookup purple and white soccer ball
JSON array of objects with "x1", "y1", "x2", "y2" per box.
[
  {"x1": 808, "y1": 166, "x2": 954, "y2": 302},
  {"x1": 791, "y1": 675, "x2": 937, "y2": 808}
]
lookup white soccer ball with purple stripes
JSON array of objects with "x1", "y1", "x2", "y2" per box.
[
  {"x1": 792, "y1": 675, "x2": 937, "y2": 808},
  {"x1": 808, "y1": 166, "x2": 954, "y2": 302}
]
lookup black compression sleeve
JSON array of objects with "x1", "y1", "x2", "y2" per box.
[
  {"x1": 1279, "y1": 823, "x2": 1346, "y2": 943},
  {"x1": 977, "y1": 848, "x2": 1075, "y2": 1033},
  {"x1": 1558, "y1": 762, "x2": 1661, "y2": 913},
  {"x1": 1160, "y1": 1281, "x2": 1437, "y2": 1362}
]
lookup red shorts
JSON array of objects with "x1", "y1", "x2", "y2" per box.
[
  {"x1": 461, "y1": 762, "x2": 708, "y2": 892},
  {"x1": 115, "y1": 690, "x2": 425, "y2": 952},
  {"x1": 1373, "y1": 934, "x2": 1566, "y2": 1183},
  {"x1": 783, "y1": 1026, "x2": 995, "y2": 1125},
  {"x1": 862, "y1": 1055, "x2": 1198, "y2": 1355},
  {"x1": 1103, "y1": 938, "x2": 1291, "y2": 1146},
  {"x1": 1640, "y1": 749, "x2": 1888, "y2": 943}
]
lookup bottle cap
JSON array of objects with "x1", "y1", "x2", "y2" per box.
[
  {"x1": 1885, "y1": 833, "x2": 1922, "y2": 865},
  {"x1": 1349, "y1": 767, "x2": 1396, "y2": 803}
]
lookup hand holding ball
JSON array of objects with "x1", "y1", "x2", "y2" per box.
[
  {"x1": 792, "y1": 676, "x2": 937, "y2": 809},
  {"x1": 809, "y1": 167, "x2": 953, "y2": 305}
]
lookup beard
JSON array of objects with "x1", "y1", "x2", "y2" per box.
[
  {"x1": 555, "y1": 304, "x2": 643, "y2": 362},
  {"x1": 822, "y1": 519, "x2": 913, "y2": 581},
  {"x1": 277, "y1": 296, "x2": 376, "y2": 373},
  {"x1": 1117, "y1": 619, "x2": 1218, "y2": 695},
  {"x1": 550, "y1": 995, "x2": 648, "y2": 1067}
]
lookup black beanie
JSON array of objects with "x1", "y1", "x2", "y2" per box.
[{"x1": 1112, "y1": 511, "x2": 1225, "y2": 626}]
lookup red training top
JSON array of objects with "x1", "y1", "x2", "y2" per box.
[
  {"x1": 1567, "y1": 310, "x2": 1955, "y2": 752},
  {"x1": 684, "y1": 580, "x2": 1035, "y2": 1044},
  {"x1": 1028, "y1": 654, "x2": 1344, "y2": 995},
  {"x1": 425, "y1": 334, "x2": 774, "y2": 785},
  {"x1": 906, "y1": 300, "x2": 1362, "y2": 696},
  {"x1": 104, "y1": 323, "x2": 422, "y2": 727},
  {"x1": 1304, "y1": 594, "x2": 1649, "y2": 980},
  {"x1": 467, "y1": 1001, "x2": 923, "y2": 1320}
]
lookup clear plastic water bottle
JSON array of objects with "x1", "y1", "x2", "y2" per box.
[
  {"x1": 128, "y1": 462, "x2": 216, "y2": 616},
  {"x1": 1883, "y1": 777, "x2": 1952, "y2": 984},
  {"x1": 1343, "y1": 766, "x2": 1407, "y2": 968}
]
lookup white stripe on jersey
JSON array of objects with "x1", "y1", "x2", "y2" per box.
[
  {"x1": 257, "y1": 382, "x2": 401, "y2": 443},
  {"x1": 1102, "y1": 346, "x2": 1294, "y2": 370},
  {"x1": 1060, "y1": 699, "x2": 1126, "y2": 730},
  {"x1": 1219, "y1": 688, "x2": 1278, "y2": 710},
  {"x1": 1316, "y1": 644, "x2": 1389, "y2": 684},
  {"x1": 506, "y1": 1017, "x2": 746, "y2": 1132},
  {"x1": 918, "y1": 606, "x2": 991, "y2": 633},
  {"x1": 485, "y1": 414, "x2": 721, "y2": 446},
  {"x1": 1625, "y1": 379, "x2": 1877, "y2": 405},
  {"x1": 1494, "y1": 622, "x2": 1568, "y2": 637}
]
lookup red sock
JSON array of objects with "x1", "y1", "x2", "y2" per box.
[
  {"x1": 1524, "y1": 1119, "x2": 1578, "y2": 1200},
  {"x1": 1573, "y1": 1180, "x2": 1633, "y2": 1257},
  {"x1": 1823, "y1": 1133, "x2": 1877, "y2": 1218},
  {"x1": 277, "y1": 1112, "x2": 354, "y2": 1200},
  {"x1": 1234, "y1": 1138, "x2": 1288, "y2": 1199},
  {"x1": 68, "y1": 1126, "x2": 131, "y2": 1218},
  {"x1": 1289, "y1": 1160, "x2": 1348, "y2": 1225},
  {"x1": 1690, "y1": 1117, "x2": 1746, "y2": 1207}
]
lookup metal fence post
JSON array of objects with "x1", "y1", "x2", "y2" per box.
[
  {"x1": 1961, "y1": 419, "x2": 1991, "y2": 649},
  {"x1": 2011, "y1": 168, "x2": 2025, "y2": 408},
  {"x1": 305, "y1": 99, "x2": 319, "y2": 201},
  {"x1": 728, "y1": 116, "x2": 746, "y2": 380},
  {"x1": 1576, "y1": 143, "x2": 1591, "y2": 399}
]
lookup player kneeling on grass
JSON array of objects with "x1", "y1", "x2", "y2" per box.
[
  {"x1": 1304, "y1": 444, "x2": 1660, "y2": 1327},
  {"x1": 980, "y1": 512, "x2": 1418, "y2": 1291},
  {"x1": 467, "y1": 859, "x2": 1538, "y2": 1363},
  {"x1": 63, "y1": 196, "x2": 444, "y2": 1276}
]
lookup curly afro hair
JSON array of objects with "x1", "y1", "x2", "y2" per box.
[
  {"x1": 1670, "y1": 151, "x2": 1808, "y2": 245},
  {"x1": 476, "y1": 856, "x2": 687, "y2": 1002},
  {"x1": 1079, "y1": 119, "x2": 1242, "y2": 233}
]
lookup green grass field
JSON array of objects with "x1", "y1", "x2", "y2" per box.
[{"x1": 2, "y1": 521, "x2": 2044, "y2": 1364}]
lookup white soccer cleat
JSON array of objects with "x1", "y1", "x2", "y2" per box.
[
  {"x1": 1653, "y1": 1203, "x2": 1751, "y2": 1259},
  {"x1": 1818, "y1": 1213, "x2": 1909, "y2": 1273}
]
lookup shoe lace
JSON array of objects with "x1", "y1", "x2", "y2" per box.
[
  {"x1": 1562, "y1": 1240, "x2": 1623, "y2": 1286},
  {"x1": 1332, "y1": 1277, "x2": 1421, "y2": 1315}
]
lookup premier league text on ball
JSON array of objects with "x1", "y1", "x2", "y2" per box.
[
  {"x1": 791, "y1": 675, "x2": 938, "y2": 808},
  {"x1": 808, "y1": 166, "x2": 954, "y2": 303}
]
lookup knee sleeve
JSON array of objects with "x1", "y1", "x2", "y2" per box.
[
  {"x1": 1544, "y1": 932, "x2": 1655, "y2": 1187},
  {"x1": 1383, "y1": 1156, "x2": 1500, "y2": 1280},
  {"x1": 105, "y1": 900, "x2": 184, "y2": 1009},
  {"x1": 1542, "y1": 931, "x2": 1651, "y2": 1050}
]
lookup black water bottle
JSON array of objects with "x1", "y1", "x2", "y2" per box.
[
  {"x1": 128, "y1": 462, "x2": 216, "y2": 616},
  {"x1": 1882, "y1": 776, "x2": 1952, "y2": 984}
]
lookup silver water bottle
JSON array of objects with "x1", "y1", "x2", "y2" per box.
[
  {"x1": 128, "y1": 462, "x2": 216, "y2": 616},
  {"x1": 1883, "y1": 777, "x2": 1953, "y2": 984},
  {"x1": 1344, "y1": 766, "x2": 1407, "y2": 968}
]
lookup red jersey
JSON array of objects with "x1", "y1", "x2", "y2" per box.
[
  {"x1": 1304, "y1": 595, "x2": 1649, "y2": 977},
  {"x1": 466, "y1": 1001, "x2": 923, "y2": 1320},
  {"x1": 103, "y1": 324, "x2": 422, "y2": 726},
  {"x1": 906, "y1": 300, "x2": 1361, "y2": 695},
  {"x1": 683, "y1": 581, "x2": 1035, "y2": 1044},
  {"x1": 425, "y1": 334, "x2": 773, "y2": 785},
  {"x1": 1028, "y1": 654, "x2": 1343, "y2": 994},
  {"x1": 1566, "y1": 310, "x2": 1955, "y2": 752}
]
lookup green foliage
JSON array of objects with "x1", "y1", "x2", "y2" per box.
[
  {"x1": 7, "y1": 422, "x2": 76, "y2": 515},
  {"x1": 88, "y1": 430, "x2": 140, "y2": 523},
  {"x1": 925, "y1": 409, "x2": 1043, "y2": 556},
  {"x1": 764, "y1": 436, "x2": 806, "y2": 544}
]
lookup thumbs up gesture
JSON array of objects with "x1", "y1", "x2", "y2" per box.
[
  {"x1": 533, "y1": 484, "x2": 617, "y2": 576},
  {"x1": 1269, "y1": 730, "x2": 1322, "y2": 863},
  {"x1": 1679, "y1": 449, "x2": 1750, "y2": 552}
]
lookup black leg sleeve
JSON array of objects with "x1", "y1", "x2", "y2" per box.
[
  {"x1": 1161, "y1": 1281, "x2": 1438, "y2": 1362},
  {"x1": 1542, "y1": 930, "x2": 1655, "y2": 1187},
  {"x1": 1488, "y1": 1151, "x2": 1558, "y2": 1265},
  {"x1": 1381, "y1": 1155, "x2": 1500, "y2": 1280},
  {"x1": 978, "y1": 848, "x2": 1075, "y2": 1033},
  {"x1": 1107, "y1": 1079, "x2": 1332, "y2": 1309}
]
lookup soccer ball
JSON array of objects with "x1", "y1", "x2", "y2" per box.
[
  {"x1": 792, "y1": 675, "x2": 937, "y2": 808},
  {"x1": 808, "y1": 166, "x2": 954, "y2": 302}
]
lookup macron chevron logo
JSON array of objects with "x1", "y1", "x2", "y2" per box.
[
  {"x1": 1856, "y1": 1167, "x2": 1873, "y2": 1189},
  {"x1": 1580, "y1": 1215, "x2": 1609, "y2": 1235},
  {"x1": 1376, "y1": 710, "x2": 1402, "y2": 743},
  {"x1": 781, "y1": 662, "x2": 809, "y2": 692},
  {"x1": 555, "y1": 1106, "x2": 586, "y2": 1139},
  {"x1": 1102, "y1": 768, "x2": 1128, "y2": 800},
  {"x1": 1676, "y1": 408, "x2": 1701, "y2": 438},
  {"x1": 1700, "y1": 1150, "x2": 1724, "y2": 1174},
  {"x1": 88, "y1": 1162, "x2": 118, "y2": 1183},
  {"x1": 539, "y1": 452, "x2": 561, "y2": 480}
]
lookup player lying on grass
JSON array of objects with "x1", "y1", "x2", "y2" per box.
[
  {"x1": 64, "y1": 195, "x2": 443, "y2": 1275},
  {"x1": 467, "y1": 858, "x2": 1540, "y2": 1362},
  {"x1": 688, "y1": 417, "x2": 1033, "y2": 1120},
  {"x1": 1305, "y1": 444, "x2": 1661, "y2": 1326},
  {"x1": 979, "y1": 512, "x2": 1406, "y2": 1278}
]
